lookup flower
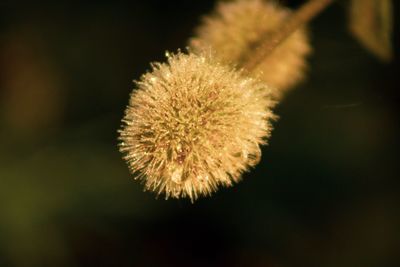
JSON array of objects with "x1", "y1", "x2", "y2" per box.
[
  {"x1": 119, "y1": 52, "x2": 275, "y2": 201},
  {"x1": 190, "y1": 0, "x2": 311, "y2": 99}
]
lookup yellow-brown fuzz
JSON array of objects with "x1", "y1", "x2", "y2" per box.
[
  {"x1": 190, "y1": 0, "x2": 311, "y2": 99},
  {"x1": 119, "y1": 52, "x2": 275, "y2": 201}
]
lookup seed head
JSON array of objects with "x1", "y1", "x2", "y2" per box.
[
  {"x1": 190, "y1": 0, "x2": 311, "y2": 99},
  {"x1": 119, "y1": 52, "x2": 275, "y2": 201}
]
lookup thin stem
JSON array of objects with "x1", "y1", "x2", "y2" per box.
[{"x1": 243, "y1": 0, "x2": 335, "y2": 71}]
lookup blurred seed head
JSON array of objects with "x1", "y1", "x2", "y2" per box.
[
  {"x1": 190, "y1": 0, "x2": 311, "y2": 99},
  {"x1": 119, "y1": 52, "x2": 275, "y2": 201}
]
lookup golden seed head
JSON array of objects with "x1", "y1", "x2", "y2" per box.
[
  {"x1": 119, "y1": 52, "x2": 275, "y2": 201},
  {"x1": 190, "y1": 0, "x2": 311, "y2": 99}
]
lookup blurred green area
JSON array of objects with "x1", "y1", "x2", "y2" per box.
[{"x1": 0, "y1": 1, "x2": 399, "y2": 267}]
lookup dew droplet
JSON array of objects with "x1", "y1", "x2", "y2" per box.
[{"x1": 171, "y1": 167, "x2": 183, "y2": 184}]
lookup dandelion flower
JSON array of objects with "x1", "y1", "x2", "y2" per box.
[
  {"x1": 119, "y1": 52, "x2": 275, "y2": 201},
  {"x1": 190, "y1": 0, "x2": 311, "y2": 99}
]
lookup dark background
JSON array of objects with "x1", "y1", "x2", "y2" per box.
[{"x1": 0, "y1": 1, "x2": 399, "y2": 266}]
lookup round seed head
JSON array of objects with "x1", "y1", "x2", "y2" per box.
[
  {"x1": 190, "y1": 0, "x2": 311, "y2": 99},
  {"x1": 119, "y1": 52, "x2": 275, "y2": 201}
]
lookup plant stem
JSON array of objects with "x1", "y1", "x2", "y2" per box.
[{"x1": 243, "y1": 0, "x2": 335, "y2": 71}]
